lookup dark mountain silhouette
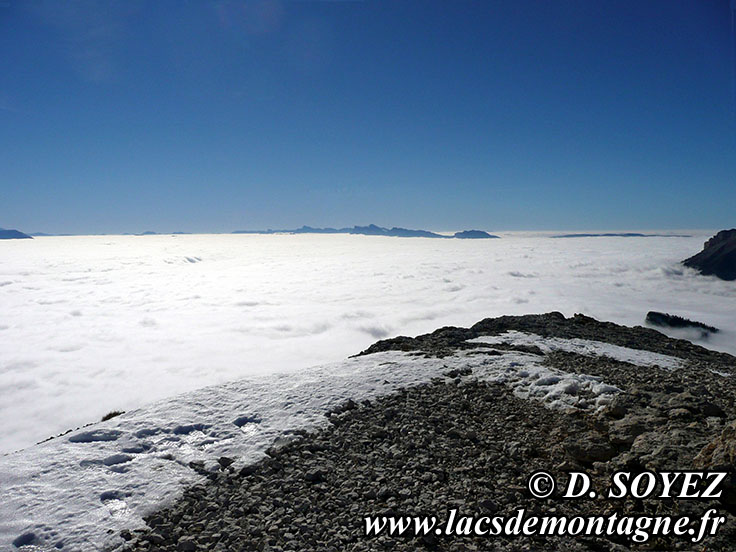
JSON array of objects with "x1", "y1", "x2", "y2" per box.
[
  {"x1": 294, "y1": 226, "x2": 342, "y2": 234},
  {"x1": 0, "y1": 228, "x2": 32, "y2": 239},
  {"x1": 453, "y1": 230, "x2": 498, "y2": 239},
  {"x1": 349, "y1": 225, "x2": 445, "y2": 238},
  {"x1": 551, "y1": 233, "x2": 691, "y2": 238},
  {"x1": 683, "y1": 229, "x2": 736, "y2": 281},
  {"x1": 232, "y1": 225, "x2": 498, "y2": 239}
]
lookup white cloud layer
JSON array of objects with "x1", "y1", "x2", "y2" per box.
[{"x1": 0, "y1": 232, "x2": 734, "y2": 454}]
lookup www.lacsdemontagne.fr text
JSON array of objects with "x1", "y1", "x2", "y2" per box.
[{"x1": 364, "y1": 507, "x2": 725, "y2": 544}]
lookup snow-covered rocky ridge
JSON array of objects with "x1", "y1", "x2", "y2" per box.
[{"x1": 0, "y1": 319, "x2": 705, "y2": 552}]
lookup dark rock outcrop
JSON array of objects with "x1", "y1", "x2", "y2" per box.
[
  {"x1": 646, "y1": 311, "x2": 719, "y2": 336},
  {"x1": 683, "y1": 229, "x2": 736, "y2": 281},
  {"x1": 0, "y1": 228, "x2": 32, "y2": 240},
  {"x1": 358, "y1": 311, "x2": 735, "y2": 365}
]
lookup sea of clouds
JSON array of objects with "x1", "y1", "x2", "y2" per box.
[{"x1": 0, "y1": 231, "x2": 734, "y2": 454}]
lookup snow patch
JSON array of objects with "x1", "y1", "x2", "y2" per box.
[
  {"x1": 468, "y1": 331, "x2": 685, "y2": 371},
  {"x1": 68, "y1": 429, "x2": 122, "y2": 443},
  {"x1": 470, "y1": 351, "x2": 621, "y2": 411}
]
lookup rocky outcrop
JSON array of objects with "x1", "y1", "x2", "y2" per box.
[
  {"x1": 359, "y1": 311, "x2": 735, "y2": 365},
  {"x1": 683, "y1": 229, "x2": 736, "y2": 281},
  {"x1": 646, "y1": 311, "x2": 719, "y2": 336},
  {"x1": 0, "y1": 228, "x2": 32, "y2": 240}
]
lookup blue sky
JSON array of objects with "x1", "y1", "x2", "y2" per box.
[{"x1": 1, "y1": 0, "x2": 734, "y2": 234}]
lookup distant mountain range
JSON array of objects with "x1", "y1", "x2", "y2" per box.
[
  {"x1": 13, "y1": 227, "x2": 698, "y2": 240},
  {"x1": 231, "y1": 224, "x2": 499, "y2": 239},
  {"x1": 551, "y1": 232, "x2": 692, "y2": 238},
  {"x1": 0, "y1": 228, "x2": 32, "y2": 239},
  {"x1": 17, "y1": 226, "x2": 498, "y2": 238}
]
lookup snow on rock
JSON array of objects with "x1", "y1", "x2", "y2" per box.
[
  {"x1": 470, "y1": 351, "x2": 621, "y2": 411},
  {"x1": 1, "y1": 350, "x2": 466, "y2": 551},
  {"x1": 0, "y1": 333, "x2": 684, "y2": 550},
  {"x1": 468, "y1": 330, "x2": 686, "y2": 371}
]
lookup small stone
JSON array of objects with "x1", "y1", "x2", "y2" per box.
[
  {"x1": 239, "y1": 464, "x2": 258, "y2": 477},
  {"x1": 305, "y1": 469, "x2": 326, "y2": 483},
  {"x1": 668, "y1": 408, "x2": 692, "y2": 420},
  {"x1": 564, "y1": 432, "x2": 616, "y2": 463},
  {"x1": 217, "y1": 456, "x2": 235, "y2": 469},
  {"x1": 146, "y1": 533, "x2": 166, "y2": 545},
  {"x1": 376, "y1": 486, "x2": 393, "y2": 500},
  {"x1": 178, "y1": 536, "x2": 197, "y2": 552},
  {"x1": 12, "y1": 533, "x2": 36, "y2": 547},
  {"x1": 479, "y1": 498, "x2": 498, "y2": 512}
]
